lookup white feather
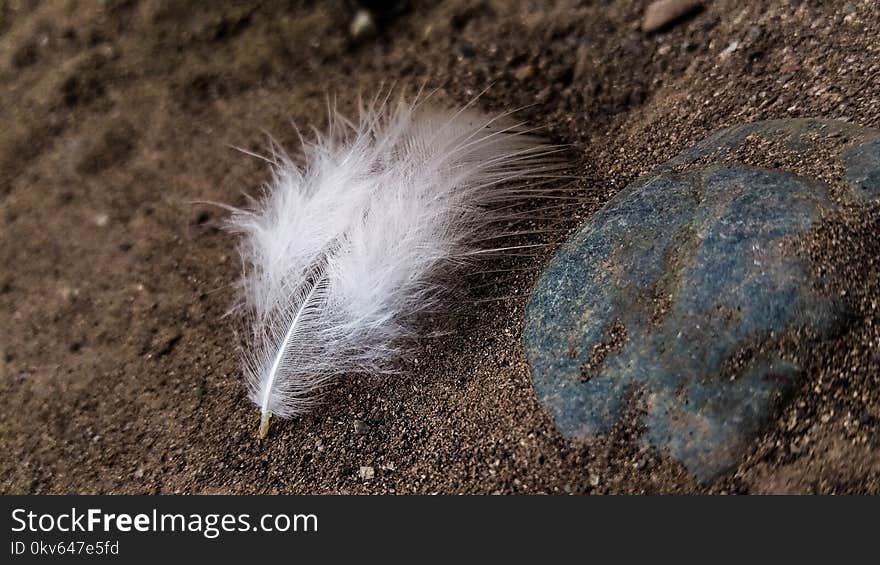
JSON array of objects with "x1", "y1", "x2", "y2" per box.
[{"x1": 227, "y1": 95, "x2": 559, "y2": 437}]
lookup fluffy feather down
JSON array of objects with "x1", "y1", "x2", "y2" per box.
[{"x1": 227, "y1": 96, "x2": 558, "y2": 437}]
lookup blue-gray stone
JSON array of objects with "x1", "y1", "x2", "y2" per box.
[
  {"x1": 525, "y1": 119, "x2": 880, "y2": 481},
  {"x1": 844, "y1": 136, "x2": 880, "y2": 201}
]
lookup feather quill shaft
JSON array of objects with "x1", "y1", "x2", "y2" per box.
[{"x1": 227, "y1": 95, "x2": 559, "y2": 437}]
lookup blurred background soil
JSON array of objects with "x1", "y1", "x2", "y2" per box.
[{"x1": 1, "y1": 0, "x2": 879, "y2": 494}]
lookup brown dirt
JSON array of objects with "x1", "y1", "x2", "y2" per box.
[{"x1": 1, "y1": 0, "x2": 879, "y2": 494}]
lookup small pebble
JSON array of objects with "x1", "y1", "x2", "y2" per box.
[
  {"x1": 349, "y1": 9, "x2": 377, "y2": 41},
  {"x1": 353, "y1": 419, "x2": 369, "y2": 434},
  {"x1": 358, "y1": 466, "x2": 375, "y2": 480},
  {"x1": 719, "y1": 40, "x2": 740, "y2": 59},
  {"x1": 514, "y1": 64, "x2": 535, "y2": 82},
  {"x1": 642, "y1": 0, "x2": 703, "y2": 33},
  {"x1": 59, "y1": 286, "x2": 79, "y2": 301}
]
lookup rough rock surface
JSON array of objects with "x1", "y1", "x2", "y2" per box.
[{"x1": 525, "y1": 119, "x2": 880, "y2": 481}]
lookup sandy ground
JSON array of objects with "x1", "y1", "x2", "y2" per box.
[{"x1": 1, "y1": 0, "x2": 879, "y2": 494}]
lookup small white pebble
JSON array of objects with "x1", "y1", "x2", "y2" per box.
[{"x1": 349, "y1": 10, "x2": 376, "y2": 40}]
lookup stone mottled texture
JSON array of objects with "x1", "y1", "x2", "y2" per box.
[
  {"x1": 525, "y1": 119, "x2": 880, "y2": 481},
  {"x1": 844, "y1": 136, "x2": 880, "y2": 200}
]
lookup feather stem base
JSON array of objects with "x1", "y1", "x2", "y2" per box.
[{"x1": 258, "y1": 412, "x2": 271, "y2": 439}]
